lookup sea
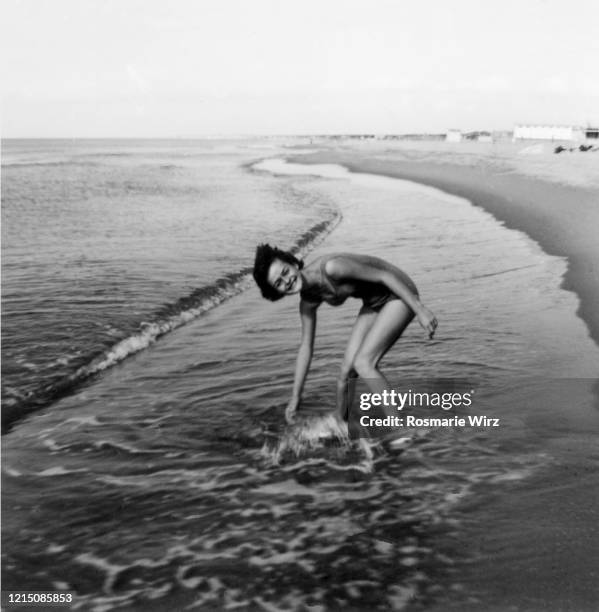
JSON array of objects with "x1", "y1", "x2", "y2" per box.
[{"x1": 2, "y1": 138, "x2": 599, "y2": 611}]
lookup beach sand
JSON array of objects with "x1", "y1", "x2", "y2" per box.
[{"x1": 287, "y1": 140, "x2": 599, "y2": 347}]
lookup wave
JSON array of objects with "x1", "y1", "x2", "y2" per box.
[
  {"x1": 2, "y1": 153, "x2": 157, "y2": 168},
  {"x1": 2, "y1": 160, "x2": 99, "y2": 168},
  {"x1": 2, "y1": 214, "x2": 342, "y2": 432}
]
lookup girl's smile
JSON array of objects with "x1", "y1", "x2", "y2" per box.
[{"x1": 267, "y1": 259, "x2": 303, "y2": 296}]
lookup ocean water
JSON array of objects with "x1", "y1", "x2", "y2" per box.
[
  {"x1": 2, "y1": 140, "x2": 599, "y2": 611},
  {"x1": 1, "y1": 139, "x2": 338, "y2": 425}
]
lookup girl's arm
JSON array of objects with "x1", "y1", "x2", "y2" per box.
[
  {"x1": 326, "y1": 255, "x2": 438, "y2": 338},
  {"x1": 286, "y1": 299, "x2": 319, "y2": 423}
]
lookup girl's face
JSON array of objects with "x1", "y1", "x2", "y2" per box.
[{"x1": 267, "y1": 258, "x2": 302, "y2": 296}]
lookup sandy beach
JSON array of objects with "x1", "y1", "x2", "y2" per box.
[{"x1": 287, "y1": 140, "x2": 599, "y2": 347}]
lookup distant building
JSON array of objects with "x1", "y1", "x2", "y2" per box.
[
  {"x1": 446, "y1": 129, "x2": 462, "y2": 142},
  {"x1": 513, "y1": 125, "x2": 585, "y2": 141},
  {"x1": 585, "y1": 127, "x2": 599, "y2": 140}
]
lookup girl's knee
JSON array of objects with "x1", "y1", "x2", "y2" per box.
[
  {"x1": 338, "y1": 365, "x2": 357, "y2": 382},
  {"x1": 353, "y1": 353, "x2": 377, "y2": 378}
]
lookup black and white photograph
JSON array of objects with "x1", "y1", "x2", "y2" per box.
[{"x1": 2, "y1": 1, "x2": 599, "y2": 610}]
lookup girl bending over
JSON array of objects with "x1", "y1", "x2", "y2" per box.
[{"x1": 253, "y1": 245, "x2": 438, "y2": 424}]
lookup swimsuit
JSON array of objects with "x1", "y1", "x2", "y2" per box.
[{"x1": 300, "y1": 255, "x2": 416, "y2": 312}]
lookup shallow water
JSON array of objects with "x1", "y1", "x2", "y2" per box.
[
  {"x1": 1, "y1": 140, "x2": 338, "y2": 426},
  {"x1": 2, "y1": 145, "x2": 599, "y2": 611}
]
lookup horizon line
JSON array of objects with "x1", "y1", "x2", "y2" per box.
[{"x1": 0, "y1": 130, "x2": 520, "y2": 141}]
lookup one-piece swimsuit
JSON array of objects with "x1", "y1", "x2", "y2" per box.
[{"x1": 301, "y1": 255, "x2": 415, "y2": 311}]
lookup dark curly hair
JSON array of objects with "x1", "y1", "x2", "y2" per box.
[{"x1": 253, "y1": 244, "x2": 304, "y2": 301}]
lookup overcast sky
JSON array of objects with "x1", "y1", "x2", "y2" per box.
[{"x1": 2, "y1": 0, "x2": 598, "y2": 137}]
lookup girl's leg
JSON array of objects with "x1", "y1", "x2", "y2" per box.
[
  {"x1": 352, "y1": 300, "x2": 415, "y2": 412},
  {"x1": 337, "y1": 305, "x2": 377, "y2": 420}
]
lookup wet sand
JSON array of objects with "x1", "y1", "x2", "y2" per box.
[{"x1": 287, "y1": 143, "x2": 599, "y2": 347}]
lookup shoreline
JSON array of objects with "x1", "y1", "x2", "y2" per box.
[
  {"x1": 280, "y1": 146, "x2": 599, "y2": 610},
  {"x1": 286, "y1": 147, "x2": 599, "y2": 349},
  {"x1": 4, "y1": 138, "x2": 599, "y2": 612}
]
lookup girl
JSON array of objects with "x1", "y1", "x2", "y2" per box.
[{"x1": 253, "y1": 245, "x2": 438, "y2": 424}]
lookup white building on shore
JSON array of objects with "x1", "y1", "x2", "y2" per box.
[
  {"x1": 513, "y1": 124, "x2": 585, "y2": 141},
  {"x1": 445, "y1": 129, "x2": 462, "y2": 142}
]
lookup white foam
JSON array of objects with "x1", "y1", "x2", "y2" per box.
[
  {"x1": 36, "y1": 466, "x2": 88, "y2": 476},
  {"x1": 253, "y1": 158, "x2": 468, "y2": 205}
]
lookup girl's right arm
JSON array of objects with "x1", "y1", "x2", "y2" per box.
[{"x1": 286, "y1": 299, "x2": 318, "y2": 423}]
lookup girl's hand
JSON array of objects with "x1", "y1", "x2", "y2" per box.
[
  {"x1": 285, "y1": 397, "x2": 300, "y2": 424},
  {"x1": 417, "y1": 307, "x2": 438, "y2": 339}
]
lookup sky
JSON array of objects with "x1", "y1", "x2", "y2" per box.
[{"x1": 2, "y1": 0, "x2": 598, "y2": 137}]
